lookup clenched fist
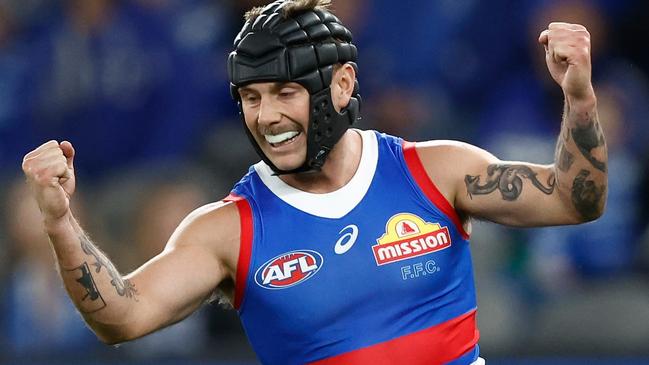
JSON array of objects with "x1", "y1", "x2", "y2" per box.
[
  {"x1": 22, "y1": 140, "x2": 76, "y2": 225},
  {"x1": 539, "y1": 22, "x2": 594, "y2": 101}
]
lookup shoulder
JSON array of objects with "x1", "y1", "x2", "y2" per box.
[
  {"x1": 413, "y1": 139, "x2": 498, "y2": 170},
  {"x1": 173, "y1": 199, "x2": 241, "y2": 247},
  {"x1": 405, "y1": 139, "x2": 498, "y2": 209},
  {"x1": 166, "y1": 199, "x2": 242, "y2": 274},
  {"x1": 414, "y1": 139, "x2": 489, "y2": 154},
  {"x1": 371, "y1": 132, "x2": 491, "y2": 162},
  {"x1": 185, "y1": 199, "x2": 240, "y2": 227}
]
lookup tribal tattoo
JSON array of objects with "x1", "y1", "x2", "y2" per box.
[
  {"x1": 79, "y1": 234, "x2": 139, "y2": 300},
  {"x1": 67, "y1": 262, "x2": 107, "y2": 313},
  {"x1": 465, "y1": 164, "x2": 556, "y2": 201},
  {"x1": 571, "y1": 121, "x2": 607, "y2": 172},
  {"x1": 571, "y1": 169, "x2": 606, "y2": 221}
]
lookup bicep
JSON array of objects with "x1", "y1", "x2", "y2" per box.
[
  {"x1": 124, "y1": 244, "x2": 225, "y2": 335},
  {"x1": 415, "y1": 141, "x2": 576, "y2": 227},
  {"x1": 455, "y1": 147, "x2": 575, "y2": 226},
  {"x1": 122, "y1": 202, "x2": 237, "y2": 338}
]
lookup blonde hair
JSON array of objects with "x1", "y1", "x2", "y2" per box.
[{"x1": 245, "y1": 0, "x2": 333, "y2": 23}]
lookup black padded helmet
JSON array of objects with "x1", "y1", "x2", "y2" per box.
[{"x1": 228, "y1": 0, "x2": 361, "y2": 175}]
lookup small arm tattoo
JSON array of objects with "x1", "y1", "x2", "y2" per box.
[
  {"x1": 79, "y1": 234, "x2": 139, "y2": 300},
  {"x1": 465, "y1": 164, "x2": 555, "y2": 201},
  {"x1": 571, "y1": 122, "x2": 607, "y2": 172},
  {"x1": 557, "y1": 142, "x2": 575, "y2": 172},
  {"x1": 67, "y1": 262, "x2": 107, "y2": 313},
  {"x1": 571, "y1": 169, "x2": 605, "y2": 221}
]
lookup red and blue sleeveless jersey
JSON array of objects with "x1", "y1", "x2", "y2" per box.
[{"x1": 226, "y1": 130, "x2": 480, "y2": 365}]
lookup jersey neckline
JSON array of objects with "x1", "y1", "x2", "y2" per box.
[{"x1": 253, "y1": 129, "x2": 378, "y2": 219}]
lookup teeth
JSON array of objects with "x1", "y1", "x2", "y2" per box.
[{"x1": 264, "y1": 131, "x2": 299, "y2": 144}]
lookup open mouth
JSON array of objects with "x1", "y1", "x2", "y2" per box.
[{"x1": 264, "y1": 131, "x2": 300, "y2": 147}]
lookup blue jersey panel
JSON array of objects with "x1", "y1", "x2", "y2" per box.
[{"x1": 231, "y1": 131, "x2": 478, "y2": 365}]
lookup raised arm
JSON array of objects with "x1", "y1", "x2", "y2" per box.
[
  {"x1": 22, "y1": 141, "x2": 239, "y2": 344},
  {"x1": 414, "y1": 22, "x2": 607, "y2": 227}
]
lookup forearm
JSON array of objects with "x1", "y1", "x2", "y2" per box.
[
  {"x1": 554, "y1": 92, "x2": 608, "y2": 221},
  {"x1": 46, "y1": 213, "x2": 139, "y2": 344}
]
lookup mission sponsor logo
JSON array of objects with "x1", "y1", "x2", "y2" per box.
[
  {"x1": 372, "y1": 213, "x2": 452, "y2": 266},
  {"x1": 254, "y1": 250, "x2": 323, "y2": 290}
]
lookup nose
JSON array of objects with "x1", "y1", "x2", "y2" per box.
[{"x1": 257, "y1": 96, "x2": 282, "y2": 127}]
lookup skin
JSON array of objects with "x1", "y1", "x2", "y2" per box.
[
  {"x1": 238, "y1": 63, "x2": 361, "y2": 192},
  {"x1": 436, "y1": 22, "x2": 606, "y2": 228},
  {"x1": 21, "y1": 22, "x2": 606, "y2": 344}
]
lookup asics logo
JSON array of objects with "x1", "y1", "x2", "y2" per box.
[{"x1": 334, "y1": 224, "x2": 358, "y2": 255}]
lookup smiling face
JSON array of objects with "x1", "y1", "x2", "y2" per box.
[{"x1": 238, "y1": 82, "x2": 311, "y2": 171}]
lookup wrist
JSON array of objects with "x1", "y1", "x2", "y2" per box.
[
  {"x1": 43, "y1": 211, "x2": 73, "y2": 237},
  {"x1": 565, "y1": 86, "x2": 597, "y2": 117}
]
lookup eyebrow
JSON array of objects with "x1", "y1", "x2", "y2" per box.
[{"x1": 239, "y1": 82, "x2": 297, "y2": 94}]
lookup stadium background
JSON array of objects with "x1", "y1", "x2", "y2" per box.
[{"x1": 1, "y1": 0, "x2": 648, "y2": 364}]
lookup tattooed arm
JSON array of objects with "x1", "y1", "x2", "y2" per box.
[
  {"x1": 541, "y1": 22, "x2": 608, "y2": 222},
  {"x1": 412, "y1": 140, "x2": 571, "y2": 227},
  {"x1": 412, "y1": 119, "x2": 606, "y2": 227},
  {"x1": 411, "y1": 23, "x2": 606, "y2": 227},
  {"x1": 457, "y1": 96, "x2": 606, "y2": 225},
  {"x1": 552, "y1": 101, "x2": 607, "y2": 221},
  {"x1": 51, "y1": 204, "x2": 238, "y2": 344},
  {"x1": 23, "y1": 141, "x2": 239, "y2": 344}
]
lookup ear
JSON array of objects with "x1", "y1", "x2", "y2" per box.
[{"x1": 331, "y1": 63, "x2": 356, "y2": 112}]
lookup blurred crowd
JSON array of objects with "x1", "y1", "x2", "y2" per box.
[{"x1": 1, "y1": 0, "x2": 648, "y2": 363}]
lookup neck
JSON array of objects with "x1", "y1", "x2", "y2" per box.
[{"x1": 279, "y1": 129, "x2": 362, "y2": 193}]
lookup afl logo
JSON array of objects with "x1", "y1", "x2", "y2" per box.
[{"x1": 254, "y1": 250, "x2": 324, "y2": 290}]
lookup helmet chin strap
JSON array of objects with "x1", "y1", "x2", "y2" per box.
[{"x1": 241, "y1": 87, "x2": 359, "y2": 176}]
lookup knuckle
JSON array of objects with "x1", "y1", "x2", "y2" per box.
[
  {"x1": 46, "y1": 163, "x2": 61, "y2": 174},
  {"x1": 33, "y1": 165, "x2": 58, "y2": 183},
  {"x1": 571, "y1": 30, "x2": 589, "y2": 40},
  {"x1": 35, "y1": 173, "x2": 50, "y2": 186}
]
